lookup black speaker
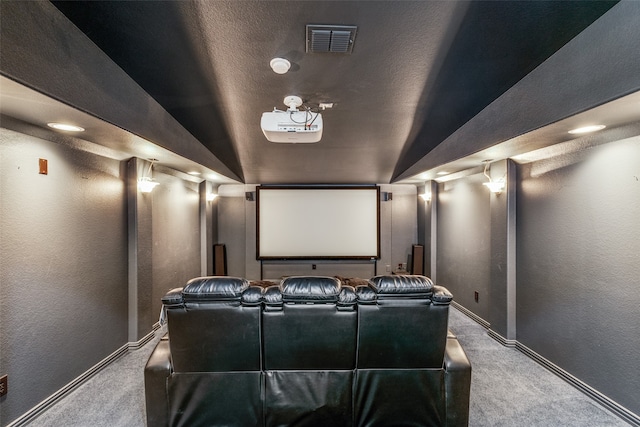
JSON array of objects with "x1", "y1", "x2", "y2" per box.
[
  {"x1": 245, "y1": 191, "x2": 255, "y2": 201},
  {"x1": 411, "y1": 244, "x2": 424, "y2": 275},
  {"x1": 213, "y1": 244, "x2": 227, "y2": 276}
]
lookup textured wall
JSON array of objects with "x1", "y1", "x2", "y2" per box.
[
  {"x1": 0, "y1": 128, "x2": 128, "y2": 424},
  {"x1": 151, "y1": 172, "x2": 201, "y2": 319},
  {"x1": 436, "y1": 173, "x2": 491, "y2": 318},
  {"x1": 517, "y1": 137, "x2": 640, "y2": 415}
]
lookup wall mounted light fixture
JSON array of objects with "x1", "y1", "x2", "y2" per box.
[
  {"x1": 483, "y1": 180, "x2": 506, "y2": 193},
  {"x1": 206, "y1": 193, "x2": 218, "y2": 202},
  {"x1": 419, "y1": 192, "x2": 431, "y2": 202},
  {"x1": 138, "y1": 159, "x2": 159, "y2": 193},
  {"x1": 482, "y1": 161, "x2": 506, "y2": 194}
]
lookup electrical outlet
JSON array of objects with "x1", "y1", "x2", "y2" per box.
[
  {"x1": 312, "y1": 264, "x2": 316, "y2": 270},
  {"x1": 474, "y1": 291, "x2": 479, "y2": 303},
  {"x1": 0, "y1": 374, "x2": 7, "y2": 397}
]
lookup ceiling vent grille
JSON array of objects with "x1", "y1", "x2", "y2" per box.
[{"x1": 306, "y1": 25, "x2": 357, "y2": 54}]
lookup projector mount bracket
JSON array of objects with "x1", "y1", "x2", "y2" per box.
[{"x1": 283, "y1": 95, "x2": 303, "y2": 112}]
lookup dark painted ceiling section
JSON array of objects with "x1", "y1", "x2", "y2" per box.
[
  {"x1": 51, "y1": 1, "x2": 244, "y2": 181},
  {"x1": 391, "y1": 0, "x2": 618, "y2": 180},
  {"x1": 51, "y1": 1, "x2": 617, "y2": 184}
]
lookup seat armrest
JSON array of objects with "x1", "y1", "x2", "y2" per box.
[
  {"x1": 144, "y1": 337, "x2": 172, "y2": 427},
  {"x1": 444, "y1": 336, "x2": 471, "y2": 427}
]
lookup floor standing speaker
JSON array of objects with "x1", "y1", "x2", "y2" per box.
[
  {"x1": 411, "y1": 244, "x2": 424, "y2": 275},
  {"x1": 213, "y1": 244, "x2": 227, "y2": 276}
]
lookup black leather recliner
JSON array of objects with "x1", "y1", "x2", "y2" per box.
[
  {"x1": 355, "y1": 275, "x2": 470, "y2": 426},
  {"x1": 144, "y1": 275, "x2": 471, "y2": 426},
  {"x1": 262, "y1": 276, "x2": 357, "y2": 426},
  {"x1": 145, "y1": 276, "x2": 264, "y2": 427}
]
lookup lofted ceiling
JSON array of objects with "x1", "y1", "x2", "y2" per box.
[{"x1": 3, "y1": 1, "x2": 638, "y2": 185}]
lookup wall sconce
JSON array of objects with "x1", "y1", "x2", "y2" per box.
[
  {"x1": 419, "y1": 192, "x2": 431, "y2": 202},
  {"x1": 138, "y1": 177, "x2": 159, "y2": 193},
  {"x1": 482, "y1": 161, "x2": 506, "y2": 194},
  {"x1": 482, "y1": 180, "x2": 506, "y2": 193},
  {"x1": 137, "y1": 159, "x2": 159, "y2": 193},
  {"x1": 207, "y1": 193, "x2": 218, "y2": 202}
]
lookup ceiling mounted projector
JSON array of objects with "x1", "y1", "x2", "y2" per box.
[{"x1": 261, "y1": 96, "x2": 323, "y2": 143}]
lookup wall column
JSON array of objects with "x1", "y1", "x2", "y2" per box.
[
  {"x1": 419, "y1": 180, "x2": 438, "y2": 281},
  {"x1": 199, "y1": 181, "x2": 216, "y2": 276},
  {"x1": 487, "y1": 159, "x2": 517, "y2": 342},
  {"x1": 127, "y1": 157, "x2": 154, "y2": 341},
  {"x1": 427, "y1": 180, "x2": 439, "y2": 282}
]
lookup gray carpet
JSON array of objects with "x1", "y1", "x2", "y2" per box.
[
  {"x1": 447, "y1": 309, "x2": 629, "y2": 426},
  {"x1": 25, "y1": 308, "x2": 630, "y2": 426}
]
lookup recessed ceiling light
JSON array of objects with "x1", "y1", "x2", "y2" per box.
[
  {"x1": 436, "y1": 171, "x2": 449, "y2": 176},
  {"x1": 188, "y1": 171, "x2": 201, "y2": 176},
  {"x1": 47, "y1": 122, "x2": 85, "y2": 132},
  {"x1": 568, "y1": 124, "x2": 606, "y2": 134}
]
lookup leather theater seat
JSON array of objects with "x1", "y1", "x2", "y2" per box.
[
  {"x1": 262, "y1": 276, "x2": 357, "y2": 426},
  {"x1": 354, "y1": 274, "x2": 470, "y2": 426},
  {"x1": 145, "y1": 276, "x2": 264, "y2": 427},
  {"x1": 144, "y1": 275, "x2": 471, "y2": 426}
]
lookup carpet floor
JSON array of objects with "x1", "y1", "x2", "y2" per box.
[{"x1": 25, "y1": 308, "x2": 630, "y2": 426}]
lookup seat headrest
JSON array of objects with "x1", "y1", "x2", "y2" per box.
[
  {"x1": 432, "y1": 285, "x2": 453, "y2": 305},
  {"x1": 280, "y1": 276, "x2": 341, "y2": 303},
  {"x1": 182, "y1": 276, "x2": 250, "y2": 302},
  {"x1": 368, "y1": 275, "x2": 434, "y2": 298},
  {"x1": 161, "y1": 287, "x2": 184, "y2": 306}
]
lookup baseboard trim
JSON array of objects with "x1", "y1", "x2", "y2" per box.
[
  {"x1": 451, "y1": 301, "x2": 491, "y2": 329},
  {"x1": 7, "y1": 328, "x2": 160, "y2": 427},
  {"x1": 487, "y1": 329, "x2": 517, "y2": 348},
  {"x1": 515, "y1": 342, "x2": 640, "y2": 427},
  {"x1": 128, "y1": 323, "x2": 160, "y2": 350},
  {"x1": 455, "y1": 305, "x2": 640, "y2": 427}
]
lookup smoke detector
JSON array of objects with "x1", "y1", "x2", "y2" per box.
[{"x1": 270, "y1": 57, "x2": 291, "y2": 74}]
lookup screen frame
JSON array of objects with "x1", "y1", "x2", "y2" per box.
[{"x1": 256, "y1": 185, "x2": 381, "y2": 260}]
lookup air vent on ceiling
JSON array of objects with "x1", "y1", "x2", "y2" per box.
[{"x1": 306, "y1": 25, "x2": 357, "y2": 54}]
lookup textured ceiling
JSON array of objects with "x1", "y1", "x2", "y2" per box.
[{"x1": 40, "y1": 1, "x2": 618, "y2": 183}]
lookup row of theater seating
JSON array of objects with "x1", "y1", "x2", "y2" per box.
[{"x1": 144, "y1": 275, "x2": 471, "y2": 426}]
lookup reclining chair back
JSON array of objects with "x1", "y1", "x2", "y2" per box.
[
  {"x1": 262, "y1": 276, "x2": 357, "y2": 426},
  {"x1": 163, "y1": 276, "x2": 263, "y2": 426},
  {"x1": 355, "y1": 275, "x2": 453, "y2": 426}
]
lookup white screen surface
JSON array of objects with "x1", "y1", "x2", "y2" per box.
[{"x1": 257, "y1": 187, "x2": 379, "y2": 259}]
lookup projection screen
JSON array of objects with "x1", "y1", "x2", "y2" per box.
[{"x1": 257, "y1": 186, "x2": 380, "y2": 259}]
